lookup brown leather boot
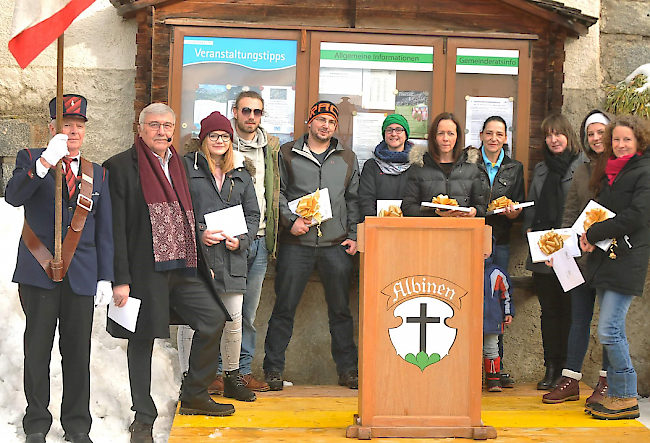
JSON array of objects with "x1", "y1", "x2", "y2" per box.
[
  {"x1": 589, "y1": 396, "x2": 639, "y2": 420},
  {"x1": 585, "y1": 371, "x2": 608, "y2": 409},
  {"x1": 207, "y1": 375, "x2": 224, "y2": 395},
  {"x1": 241, "y1": 373, "x2": 270, "y2": 392},
  {"x1": 542, "y1": 369, "x2": 581, "y2": 404}
]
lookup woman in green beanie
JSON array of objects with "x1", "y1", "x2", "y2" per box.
[{"x1": 359, "y1": 113, "x2": 413, "y2": 218}]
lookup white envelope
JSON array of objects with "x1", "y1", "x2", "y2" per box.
[
  {"x1": 108, "y1": 297, "x2": 142, "y2": 333},
  {"x1": 527, "y1": 228, "x2": 581, "y2": 263},
  {"x1": 288, "y1": 188, "x2": 333, "y2": 226},
  {"x1": 377, "y1": 199, "x2": 402, "y2": 216},
  {"x1": 420, "y1": 202, "x2": 473, "y2": 213},
  {"x1": 486, "y1": 201, "x2": 535, "y2": 216},
  {"x1": 552, "y1": 248, "x2": 585, "y2": 293},
  {"x1": 203, "y1": 204, "x2": 248, "y2": 238},
  {"x1": 571, "y1": 200, "x2": 616, "y2": 252}
]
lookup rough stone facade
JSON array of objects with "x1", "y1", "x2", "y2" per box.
[{"x1": 1, "y1": 0, "x2": 650, "y2": 394}]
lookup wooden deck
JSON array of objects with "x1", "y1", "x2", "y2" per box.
[{"x1": 168, "y1": 383, "x2": 650, "y2": 442}]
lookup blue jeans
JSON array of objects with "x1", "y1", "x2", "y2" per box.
[
  {"x1": 263, "y1": 243, "x2": 358, "y2": 375},
  {"x1": 597, "y1": 289, "x2": 636, "y2": 398},
  {"x1": 491, "y1": 244, "x2": 510, "y2": 271},
  {"x1": 217, "y1": 236, "x2": 268, "y2": 375},
  {"x1": 565, "y1": 282, "x2": 609, "y2": 372}
]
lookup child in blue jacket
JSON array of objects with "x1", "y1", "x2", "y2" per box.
[{"x1": 484, "y1": 257, "x2": 514, "y2": 392}]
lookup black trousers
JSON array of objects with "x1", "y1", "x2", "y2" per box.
[
  {"x1": 128, "y1": 273, "x2": 226, "y2": 425},
  {"x1": 20, "y1": 281, "x2": 94, "y2": 435},
  {"x1": 533, "y1": 272, "x2": 572, "y2": 367}
]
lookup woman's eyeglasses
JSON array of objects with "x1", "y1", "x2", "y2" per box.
[
  {"x1": 208, "y1": 133, "x2": 231, "y2": 142},
  {"x1": 239, "y1": 107, "x2": 263, "y2": 117}
]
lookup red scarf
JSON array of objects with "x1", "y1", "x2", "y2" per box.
[
  {"x1": 605, "y1": 153, "x2": 639, "y2": 185},
  {"x1": 136, "y1": 136, "x2": 197, "y2": 272}
]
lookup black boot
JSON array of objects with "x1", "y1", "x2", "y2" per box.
[
  {"x1": 537, "y1": 363, "x2": 556, "y2": 390},
  {"x1": 550, "y1": 365, "x2": 564, "y2": 389},
  {"x1": 223, "y1": 369, "x2": 256, "y2": 402}
]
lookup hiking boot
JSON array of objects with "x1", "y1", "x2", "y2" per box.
[
  {"x1": 207, "y1": 375, "x2": 224, "y2": 395},
  {"x1": 589, "y1": 397, "x2": 639, "y2": 420},
  {"x1": 338, "y1": 369, "x2": 359, "y2": 389},
  {"x1": 586, "y1": 372, "x2": 608, "y2": 409},
  {"x1": 223, "y1": 370, "x2": 256, "y2": 402},
  {"x1": 128, "y1": 420, "x2": 153, "y2": 443},
  {"x1": 542, "y1": 370, "x2": 581, "y2": 404},
  {"x1": 484, "y1": 357, "x2": 502, "y2": 392},
  {"x1": 499, "y1": 372, "x2": 515, "y2": 388},
  {"x1": 178, "y1": 397, "x2": 235, "y2": 416},
  {"x1": 241, "y1": 373, "x2": 270, "y2": 392},
  {"x1": 265, "y1": 371, "x2": 283, "y2": 391}
]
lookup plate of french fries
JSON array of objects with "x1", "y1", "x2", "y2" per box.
[{"x1": 421, "y1": 194, "x2": 473, "y2": 213}]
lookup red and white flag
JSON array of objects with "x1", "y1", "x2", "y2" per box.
[{"x1": 9, "y1": 0, "x2": 95, "y2": 69}]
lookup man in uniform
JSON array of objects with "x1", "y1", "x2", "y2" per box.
[
  {"x1": 263, "y1": 100, "x2": 361, "y2": 390},
  {"x1": 103, "y1": 103, "x2": 233, "y2": 443},
  {"x1": 5, "y1": 94, "x2": 114, "y2": 443}
]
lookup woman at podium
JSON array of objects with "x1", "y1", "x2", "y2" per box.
[
  {"x1": 359, "y1": 114, "x2": 413, "y2": 219},
  {"x1": 401, "y1": 112, "x2": 486, "y2": 217}
]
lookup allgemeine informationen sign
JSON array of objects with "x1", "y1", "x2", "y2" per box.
[
  {"x1": 456, "y1": 48, "x2": 519, "y2": 75},
  {"x1": 320, "y1": 42, "x2": 433, "y2": 71},
  {"x1": 183, "y1": 37, "x2": 297, "y2": 70}
]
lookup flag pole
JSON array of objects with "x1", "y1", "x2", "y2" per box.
[{"x1": 53, "y1": 33, "x2": 64, "y2": 280}]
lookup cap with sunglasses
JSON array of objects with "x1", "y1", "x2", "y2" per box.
[
  {"x1": 199, "y1": 111, "x2": 233, "y2": 142},
  {"x1": 238, "y1": 106, "x2": 263, "y2": 117}
]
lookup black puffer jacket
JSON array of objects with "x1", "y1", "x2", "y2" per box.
[
  {"x1": 183, "y1": 141, "x2": 260, "y2": 295},
  {"x1": 586, "y1": 150, "x2": 650, "y2": 296},
  {"x1": 476, "y1": 149, "x2": 525, "y2": 245},
  {"x1": 359, "y1": 157, "x2": 410, "y2": 219},
  {"x1": 401, "y1": 144, "x2": 486, "y2": 217}
]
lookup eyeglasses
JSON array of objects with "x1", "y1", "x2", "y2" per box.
[
  {"x1": 208, "y1": 133, "x2": 231, "y2": 142},
  {"x1": 385, "y1": 127, "x2": 405, "y2": 135},
  {"x1": 314, "y1": 116, "x2": 337, "y2": 127},
  {"x1": 238, "y1": 107, "x2": 263, "y2": 117},
  {"x1": 145, "y1": 121, "x2": 174, "y2": 130}
]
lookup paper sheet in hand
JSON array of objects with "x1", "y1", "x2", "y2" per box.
[
  {"x1": 377, "y1": 200, "x2": 402, "y2": 216},
  {"x1": 288, "y1": 188, "x2": 333, "y2": 226},
  {"x1": 203, "y1": 205, "x2": 248, "y2": 238},
  {"x1": 486, "y1": 201, "x2": 534, "y2": 216},
  {"x1": 108, "y1": 297, "x2": 141, "y2": 333},
  {"x1": 527, "y1": 228, "x2": 581, "y2": 263},
  {"x1": 552, "y1": 248, "x2": 585, "y2": 292},
  {"x1": 420, "y1": 202, "x2": 473, "y2": 213},
  {"x1": 571, "y1": 200, "x2": 616, "y2": 251}
]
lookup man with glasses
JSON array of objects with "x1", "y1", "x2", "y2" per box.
[
  {"x1": 197, "y1": 91, "x2": 281, "y2": 395},
  {"x1": 263, "y1": 100, "x2": 361, "y2": 390},
  {"x1": 103, "y1": 103, "x2": 233, "y2": 443}
]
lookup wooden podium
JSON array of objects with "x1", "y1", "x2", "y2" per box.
[{"x1": 347, "y1": 217, "x2": 495, "y2": 440}]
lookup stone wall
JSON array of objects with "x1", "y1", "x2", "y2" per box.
[{"x1": 0, "y1": 0, "x2": 137, "y2": 194}]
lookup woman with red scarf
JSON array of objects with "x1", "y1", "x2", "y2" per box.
[{"x1": 580, "y1": 115, "x2": 650, "y2": 420}]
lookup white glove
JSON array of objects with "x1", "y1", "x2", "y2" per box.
[
  {"x1": 95, "y1": 280, "x2": 113, "y2": 307},
  {"x1": 41, "y1": 134, "x2": 69, "y2": 166}
]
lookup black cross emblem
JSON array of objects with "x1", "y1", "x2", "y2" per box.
[{"x1": 406, "y1": 303, "x2": 440, "y2": 352}]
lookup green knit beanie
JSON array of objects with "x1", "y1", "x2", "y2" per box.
[{"x1": 382, "y1": 114, "x2": 410, "y2": 139}]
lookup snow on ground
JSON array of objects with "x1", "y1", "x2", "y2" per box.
[{"x1": 0, "y1": 198, "x2": 179, "y2": 442}]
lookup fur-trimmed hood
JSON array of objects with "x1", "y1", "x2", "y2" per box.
[
  {"x1": 408, "y1": 143, "x2": 480, "y2": 167},
  {"x1": 184, "y1": 137, "x2": 256, "y2": 176}
]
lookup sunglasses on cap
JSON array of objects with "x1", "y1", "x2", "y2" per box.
[{"x1": 238, "y1": 107, "x2": 263, "y2": 117}]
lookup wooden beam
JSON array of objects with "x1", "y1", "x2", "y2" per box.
[
  {"x1": 496, "y1": 0, "x2": 589, "y2": 36},
  {"x1": 350, "y1": 0, "x2": 357, "y2": 28},
  {"x1": 116, "y1": 0, "x2": 179, "y2": 18}
]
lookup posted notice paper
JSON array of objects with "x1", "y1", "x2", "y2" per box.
[
  {"x1": 108, "y1": 297, "x2": 142, "y2": 333},
  {"x1": 204, "y1": 205, "x2": 248, "y2": 238},
  {"x1": 552, "y1": 248, "x2": 585, "y2": 292}
]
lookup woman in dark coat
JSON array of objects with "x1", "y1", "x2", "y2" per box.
[
  {"x1": 543, "y1": 110, "x2": 612, "y2": 405},
  {"x1": 359, "y1": 114, "x2": 412, "y2": 218},
  {"x1": 522, "y1": 114, "x2": 586, "y2": 390},
  {"x1": 177, "y1": 111, "x2": 260, "y2": 402},
  {"x1": 580, "y1": 115, "x2": 650, "y2": 420},
  {"x1": 401, "y1": 112, "x2": 485, "y2": 218}
]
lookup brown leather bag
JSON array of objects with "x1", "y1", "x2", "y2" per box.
[{"x1": 21, "y1": 157, "x2": 94, "y2": 282}]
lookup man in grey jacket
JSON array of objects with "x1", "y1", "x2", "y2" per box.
[{"x1": 263, "y1": 100, "x2": 361, "y2": 390}]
